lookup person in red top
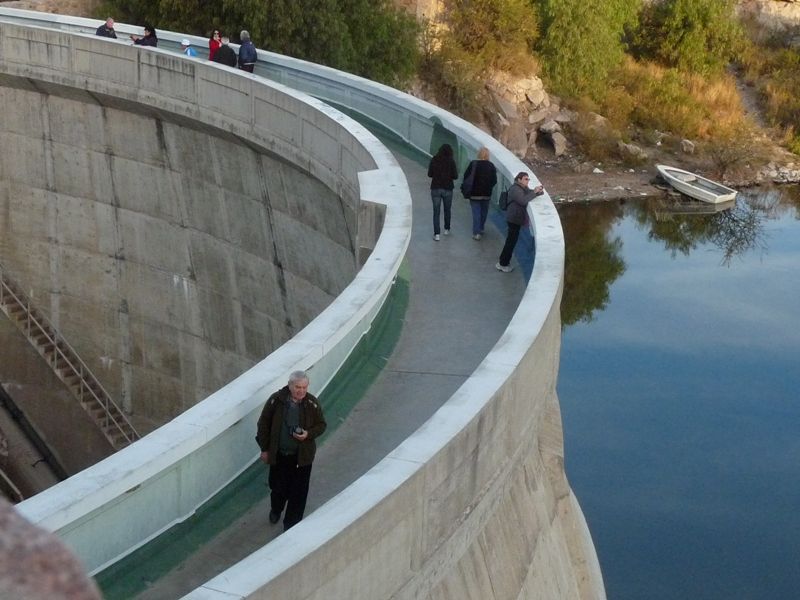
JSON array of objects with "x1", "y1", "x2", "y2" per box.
[{"x1": 208, "y1": 29, "x2": 221, "y2": 61}]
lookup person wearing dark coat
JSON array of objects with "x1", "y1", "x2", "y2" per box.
[
  {"x1": 256, "y1": 371, "x2": 326, "y2": 531},
  {"x1": 130, "y1": 25, "x2": 158, "y2": 47},
  {"x1": 461, "y1": 146, "x2": 498, "y2": 240},
  {"x1": 496, "y1": 171, "x2": 544, "y2": 273},
  {"x1": 427, "y1": 143, "x2": 459, "y2": 240},
  {"x1": 95, "y1": 17, "x2": 117, "y2": 39},
  {"x1": 237, "y1": 30, "x2": 257, "y2": 72},
  {"x1": 211, "y1": 36, "x2": 238, "y2": 68}
]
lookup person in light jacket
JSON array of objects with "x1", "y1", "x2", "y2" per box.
[{"x1": 496, "y1": 172, "x2": 544, "y2": 272}]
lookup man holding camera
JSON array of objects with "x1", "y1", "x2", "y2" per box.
[{"x1": 256, "y1": 370, "x2": 326, "y2": 531}]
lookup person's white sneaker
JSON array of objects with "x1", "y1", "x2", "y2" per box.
[
  {"x1": 472, "y1": 233, "x2": 482, "y2": 240},
  {"x1": 444, "y1": 229, "x2": 450, "y2": 236},
  {"x1": 495, "y1": 262, "x2": 514, "y2": 273},
  {"x1": 433, "y1": 234, "x2": 440, "y2": 241}
]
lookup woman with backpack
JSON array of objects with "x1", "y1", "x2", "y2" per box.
[
  {"x1": 496, "y1": 172, "x2": 544, "y2": 273},
  {"x1": 461, "y1": 147, "x2": 497, "y2": 240}
]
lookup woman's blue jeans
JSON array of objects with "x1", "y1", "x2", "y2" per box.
[
  {"x1": 431, "y1": 188, "x2": 453, "y2": 235},
  {"x1": 470, "y1": 198, "x2": 490, "y2": 235}
]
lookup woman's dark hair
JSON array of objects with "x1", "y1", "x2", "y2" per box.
[
  {"x1": 436, "y1": 143, "x2": 453, "y2": 158},
  {"x1": 144, "y1": 25, "x2": 157, "y2": 37}
]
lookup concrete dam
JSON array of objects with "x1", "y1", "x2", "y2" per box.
[
  {"x1": 0, "y1": 70, "x2": 361, "y2": 429},
  {"x1": 0, "y1": 10, "x2": 605, "y2": 599}
]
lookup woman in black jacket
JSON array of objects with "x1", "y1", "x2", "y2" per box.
[
  {"x1": 427, "y1": 144, "x2": 459, "y2": 241},
  {"x1": 461, "y1": 147, "x2": 497, "y2": 240},
  {"x1": 130, "y1": 25, "x2": 158, "y2": 47}
]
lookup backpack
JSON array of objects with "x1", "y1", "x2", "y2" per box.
[
  {"x1": 460, "y1": 161, "x2": 476, "y2": 198},
  {"x1": 498, "y1": 188, "x2": 510, "y2": 210}
]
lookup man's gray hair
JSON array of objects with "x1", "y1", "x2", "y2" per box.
[
  {"x1": 288, "y1": 370, "x2": 309, "y2": 385},
  {"x1": 240, "y1": 30, "x2": 250, "y2": 42}
]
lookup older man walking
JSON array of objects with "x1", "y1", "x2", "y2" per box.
[{"x1": 256, "y1": 370, "x2": 326, "y2": 531}]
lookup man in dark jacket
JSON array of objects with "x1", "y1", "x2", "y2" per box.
[
  {"x1": 95, "y1": 17, "x2": 117, "y2": 39},
  {"x1": 256, "y1": 371, "x2": 326, "y2": 531},
  {"x1": 237, "y1": 30, "x2": 257, "y2": 72},
  {"x1": 211, "y1": 36, "x2": 237, "y2": 68}
]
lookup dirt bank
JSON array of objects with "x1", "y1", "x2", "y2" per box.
[{"x1": 0, "y1": 0, "x2": 97, "y2": 15}]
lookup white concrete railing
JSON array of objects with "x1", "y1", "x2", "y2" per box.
[
  {"x1": 1, "y1": 10, "x2": 604, "y2": 599},
  {"x1": 1, "y1": 14, "x2": 411, "y2": 575}
]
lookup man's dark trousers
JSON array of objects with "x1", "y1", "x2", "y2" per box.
[{"x1": 269, "y1": 452, "x2": 312, "y2": 530}]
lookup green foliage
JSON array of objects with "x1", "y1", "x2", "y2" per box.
[
  {"x1": 102, "y1": 0, "x2": 419, "y2": 86},
  {"x1": 421, "y1": 41, "x2": 486, "y2": 120},
  {"x1": 535, "y1": 0, "x2": 639, "y2": 100},
  {"x1": 442, "y1": 0, "x2": 540, "y2": 74},
  {"x1": 741, "y1": 28, "x2": 800, "y2": 154},
  {"x1": 789, "y1": 135, "x2": 800, "y2": 157},
  {"x1": 419, "y1": 0, "x2": 541, "y2": 119},
  {"x1": 630, "y1": 0, "x2": 744, "y2": 75}
]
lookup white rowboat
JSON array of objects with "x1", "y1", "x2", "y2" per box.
[{"x1": 656, "y1": 164, "x2": 738, "y2": 204}]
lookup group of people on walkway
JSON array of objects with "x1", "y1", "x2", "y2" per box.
[
  {"x1": 428, "y1": 144, "x2": 544, "y2": 273},
  {"x1": 95, "y1": 18, "x2": 258, "y2": 71}
]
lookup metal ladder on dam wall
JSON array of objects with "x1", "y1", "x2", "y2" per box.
[{"x1": 0, "y1": 264, "x2": 139, "y2": 450}]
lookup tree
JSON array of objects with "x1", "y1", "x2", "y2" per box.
[
  {"x1": 535, "y1": 0, "x2": 639, "y2": 100},
  {"x1": 101, "y1": 0, "x2": 419, "y2": 86},
  {"x1": 630, "y1": 0, "x2": 743, "y2": 75},
  {"x1": 441, "y1": 0, "x2": 540, "y2": 74}
]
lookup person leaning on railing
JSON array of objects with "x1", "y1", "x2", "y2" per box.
[{"x1": 495, "y1": 172, "x2": 543, "y2": 273}]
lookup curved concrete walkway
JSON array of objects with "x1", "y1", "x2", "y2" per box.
[{"x1": 106, "y1": 137, "x2": 530, "y2": 599}]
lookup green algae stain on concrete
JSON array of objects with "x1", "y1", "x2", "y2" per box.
[{"x1": 95, "y1": 263, "x2": 410, "y2": 599}]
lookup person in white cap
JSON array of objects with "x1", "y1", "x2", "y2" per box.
[{"x1": 180, "y1": 39, "x2": 197, "y2": 57}]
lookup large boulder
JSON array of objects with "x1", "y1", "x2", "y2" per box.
[
  {"x1": 550, "y1": 131, "x2": 568, "y2": 157},
  {"x1": 539, "y1": 119, "x2": 562, "y2": 135},
  {"x1": 0, "y1": 499, "x2": 102, "y2": 599},
  {"x1": 617, "y1": 140, "x2": 648, "y2": 163}
]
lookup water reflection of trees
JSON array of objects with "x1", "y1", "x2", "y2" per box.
[
  {"x1": 630, "y1": 193, "x2": 777, "y2": 265},
  {"x1": 557, "y1": 186, "x2": 798, "y2": 327},
  {"x1": 558, "y1": 202, "x2": 626, "y2": 326}
]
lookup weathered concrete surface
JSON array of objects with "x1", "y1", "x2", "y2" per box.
[
  {"x1": 0, "y1": 315, "x2": 112, "y2": 479},
  {"x1": 0, "y1": 79, "x2": 356, "y2": 429}
]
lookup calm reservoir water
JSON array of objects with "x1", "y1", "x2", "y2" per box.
[{"x1": 556, "y1": 188, "x2": 800, "y2": 600}]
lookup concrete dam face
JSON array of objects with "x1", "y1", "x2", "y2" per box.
[{"x1": 0, "y1": 77, "x2": 358, "y2": 429}]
